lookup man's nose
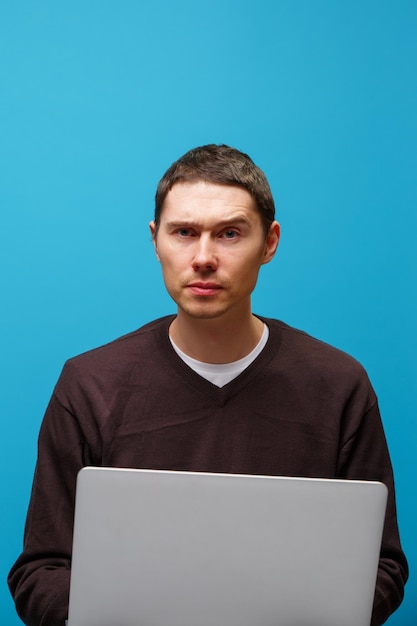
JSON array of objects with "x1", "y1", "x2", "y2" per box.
[{"x1": 191, "y1": 236, "x2": 218, "y2": 271}]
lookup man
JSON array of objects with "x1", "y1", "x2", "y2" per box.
[{"x1": 9, "y1": 144, "x2": 408, "y2": 626}]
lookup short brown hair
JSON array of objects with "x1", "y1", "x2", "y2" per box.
[{"x1": 154, "y1": 144, "x2": 275, "y2": 235}]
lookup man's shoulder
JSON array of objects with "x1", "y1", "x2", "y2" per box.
[
  {"x1": 263, "y1": 317, "x2": 369, "y2": 380},
  {"x1": 62, "y1": 315, "x2": 174, "y2": 375}
]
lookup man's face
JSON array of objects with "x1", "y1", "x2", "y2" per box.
[{"x1": 150, "y1": 181, "x2": 279, "y2": 322}]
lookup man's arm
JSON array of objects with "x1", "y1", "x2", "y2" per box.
[
  {"x1": 338, "y1": 401, "x2": 408, "y2": 625},
  {"x1": 8, "y1": 389, "x2": 87, "y2": 626}
]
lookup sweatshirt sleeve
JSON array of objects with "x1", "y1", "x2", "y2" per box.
[
  {"x1": 8, "y1": 387, "x2": 88, "y2": 626},
  {"x1": 338, "y1": 400, "x2": 409, "y2": 626}
]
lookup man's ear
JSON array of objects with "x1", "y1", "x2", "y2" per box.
[
  {"x1": 149, "y1": 221, "x2": 160, "y2": 261},
  {"x1": 262, "y1": 221, "x2": 280, "y2": 265}
]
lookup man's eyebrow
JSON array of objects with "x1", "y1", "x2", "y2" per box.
[{"x1": 164, "y1": 216, "x2": 252, "y2": 229}]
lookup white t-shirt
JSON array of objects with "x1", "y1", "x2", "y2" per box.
[{"x1": 169, "y1": 323, "x2": 269, "y2": 387}]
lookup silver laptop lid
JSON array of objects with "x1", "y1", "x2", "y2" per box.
[{"x1": 68, "y1": 467, "x2": 387, "y2": 626}]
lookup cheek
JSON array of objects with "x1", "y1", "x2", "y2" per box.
[
  {"x1": 229, "y1": 247, "x2": 265, "y2": 273},
  {"x1": 158, "y1": 254, "x2": 184, "y2": 282},
  {"x1": 234, "y1": 254, "x2": 264, "y2": 288}
]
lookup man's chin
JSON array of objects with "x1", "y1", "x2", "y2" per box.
[{"x1": 177, "y1": 304, "x2": 228, "y2": 321}]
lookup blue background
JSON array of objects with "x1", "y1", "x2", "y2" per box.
[{"x1": 1, "y1": 1, "x2": 416, "y2": 624}]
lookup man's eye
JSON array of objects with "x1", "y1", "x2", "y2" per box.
[
  {"x1": 177, "y1": 228, "x2": 192, "y2": 237},
  {"x1": 222, "y1": 230, "x2": 238, "y2": 239}
]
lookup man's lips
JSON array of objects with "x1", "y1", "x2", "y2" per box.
[{"x1": 186, "y1": 282, "x2": 223, "y2": 296}]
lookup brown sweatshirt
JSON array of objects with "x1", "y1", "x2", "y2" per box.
[{"x1": 8, "y1": 316, "x2": 408, "y2": 626}]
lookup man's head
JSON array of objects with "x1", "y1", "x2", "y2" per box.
[
  {"x1": 154, "y1": 144, "x2": 275, "y2": 237},
  {"x1": 149, "y1": 146, "x2": 280, "y2": 329}
]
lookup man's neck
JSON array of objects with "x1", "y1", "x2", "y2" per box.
[{"x1": 169, "y1": 311, "x2": 264, "y2": 364}]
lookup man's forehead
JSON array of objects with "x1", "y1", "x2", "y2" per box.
[{"x1": 162, "y1": 180, "x2": 256, "y2": 211}]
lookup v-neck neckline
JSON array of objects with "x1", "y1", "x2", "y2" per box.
[{"x1": 155, "y1": 315, "x2": 283, "y2": 406}]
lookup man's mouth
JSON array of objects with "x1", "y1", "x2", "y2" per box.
[{"x1": 186, "y1": 282, "x2": 223, "y2": 296}]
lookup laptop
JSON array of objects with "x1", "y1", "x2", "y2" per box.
[{"x1": 67, "y1": 467, "x2": 387, "y2": 626}]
